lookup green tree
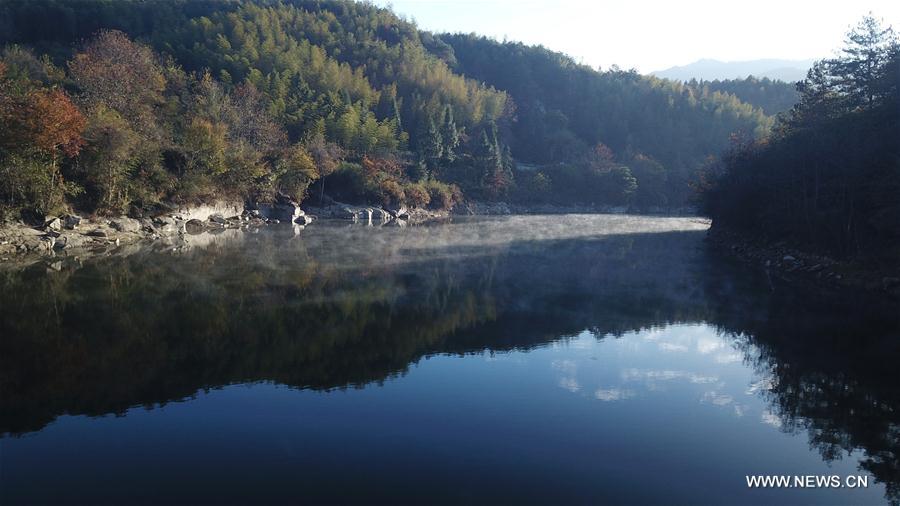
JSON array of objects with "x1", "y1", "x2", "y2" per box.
[
  {"x1": 829, "y1": 15, "x2": 898, "y2": 109},
  {"x1": 439, "y1": 104, "x2": 459, "y2": 164},
  {"x1": 417, "y1": 116, "x2": 443, "y2": 168},
  {"x1": 80, "y1": 106, "x2": 140, "y2": 212}
]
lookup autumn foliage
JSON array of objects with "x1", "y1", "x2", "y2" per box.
[
  {"x1": 1, "y1": 59, "x2": 85, "y2": 215},
  {"x1": 21, "y1": 90, "x2": 85, "y2": 157}
]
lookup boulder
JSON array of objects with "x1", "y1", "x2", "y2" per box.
[
  {"x1": 44, "y1": 217, "x2": 62, "y2": 231},
  {"x1": 86, "y1": 229, "x2": 108, "y2": 238},
  {"x1": 184, "y1": 219, "x2": 205, "y2": 235},
  {"x1": 372, "y1": 208, "x2": 390, "y2": 222},
  {"x1": 62, "y1": 214, "x2": 82, "y2": 230},
  {"x1": 295, "y1": 215, "x2": 314, "y2": 225},
  {"x1": 168, "y1": 201, "x2": 245, "y2": 221},
  {"x1": 208, "y1": 213, "x2": 228, "y2": 225},
  {"x1": 357, "y1": 208, "x2": 373, "y2": 223},
  {"x1": 387, "y1": 205, "x2": 409, "y2": 219},
  {"x1": 55, "y1": 233, "x2": 91, "y2": 250},
  {"x1": 109, "y1": 217, "x2": 141, "y2": 233},
  {"x1": 257, "y1": 200, "x2": 304, "y2": 222}
]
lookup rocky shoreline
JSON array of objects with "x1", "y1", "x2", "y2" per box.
[
  {"x1": 707, "y1": 226, "x2": 900, "y2": 298},
  {"x1": 0, "y1": 197, "x2": 449, "y2": 267},
  {"x1": 3, "y1": 198, "x2": 697, "y2": 266}
]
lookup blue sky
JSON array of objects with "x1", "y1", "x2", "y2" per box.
[{"x1": 373, "y1": 0, "x2": 900, "y2": 73}]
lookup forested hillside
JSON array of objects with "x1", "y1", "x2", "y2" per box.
[
  {"x1": 684, "y1": 76, "x2": 799, "y2": 115},
  {"x1": 702, "y1": 16, "x2": 899, "y2": 259},
  {"x1": 1, "y1": 0, "x2": 776, "y2": 219},
  {"x1": 439, "y1": 34, "x2": 774, "y2": 207}
]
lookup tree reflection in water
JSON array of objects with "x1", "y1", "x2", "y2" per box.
[{"x1": 1, "y1": 215, "x2": 897, "y2": 502}]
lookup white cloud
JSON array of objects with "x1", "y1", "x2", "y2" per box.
[
  {"x1": 595, "y1": 388, "x2": 635, "y2": 401},
  {"x1": 559, "y1": 377, "x2": 581, "y2": 393}
]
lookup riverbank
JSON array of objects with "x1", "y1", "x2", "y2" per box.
[
  {"x1": 3, "y1": 197, "x2": 704, "y2": 266},
  {"x1": 0, "y1": 198, "x2": 450, "y2": 268},
  {"x1": 706, "y1": 225, "x2": 900, "y2": 297}
]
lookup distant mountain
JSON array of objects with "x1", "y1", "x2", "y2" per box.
[{"x1": 652, "y1": 58, "x2": 815, "y2": 82}]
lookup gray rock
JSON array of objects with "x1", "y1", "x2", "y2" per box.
[
  {"x1": 387, "y1": 205, "x2": 409, "y2": 219},
  {"x1": 153, "y1": 216, "x2": 176, "y2": 226},
  {"x1": 294, "y1": 215, "x2": 314, "y2": 225},
  {"x1": 256, "y1": 196, "x2": 305, "y2": 222},
  {"x1": 209, "y1": 213, "x2": 227, "y2": 224},
  {"x1": 372, "y1": 208, "x2": 390, "y2": 221},
  {"x1": 57, "y1": 233, "x2": 91, "y2": 250},
  {"x1": 86, "y1": 229, "x2": 108, "y2": 238},
  {"x1": 168, "y1": 201, "x2": 245, "y2": 222},
  {"x1": 62, "y1": 214, "x2": 82, "y2": 230},
  {"x1": 44, "y1": 217, "x2": 62, "y2": 231},
  {"x1": 782, "y1": 255, "x2": 797, "y2": 262},
  {"x1": 109, "y1": 217, "x2": 141, "y2": 233},
  {"x1": 184, "y1": 219, "x2": 205, "y2": 235}
]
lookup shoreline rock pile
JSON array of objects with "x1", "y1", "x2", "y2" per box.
[{"x1": 0, "y1": 196, "x2": 450, "y2": 264}]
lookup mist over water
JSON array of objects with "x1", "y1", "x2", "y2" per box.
[{"x1": 1, "y1": 215, "x2": 897, "y2": 504}]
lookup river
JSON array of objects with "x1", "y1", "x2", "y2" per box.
[{"x1": 1, "y1": 215, "x2": 897, "y2": 504}]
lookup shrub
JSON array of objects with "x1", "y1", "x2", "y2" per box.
[
  {"x1": 423, "y1": 180, "x2": 462, "y2": 210},
  {"x1": 323, "y1": 162, "x2": 371, "y2": 204},
  {"x1": 403, "y1": 182, "x2": 431, "y2": 208},
  {"x1": 377, "y1": 179, "x2": 405, "y2": 208}
]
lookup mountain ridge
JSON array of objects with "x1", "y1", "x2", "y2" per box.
[{"x1": 653, "y1": 58, "x2": 815, "y2": 82}]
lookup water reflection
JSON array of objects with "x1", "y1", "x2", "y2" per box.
[{"x1": 0, "y1": 215, "x2": 898, "y2": 504}]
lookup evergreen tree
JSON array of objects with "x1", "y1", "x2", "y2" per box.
[
  {"x1": 476, "y1": 124, "x2": 508, "y2": 198},
  {"x1": 417, "y1": 116, "x2": 443, "y2": 168},
  {"x1": 829, "y1": 14, "x2": 898, "y2": 109},
  {"x1": 439, "y1": 104, "x2": 459, "y2": 164}
]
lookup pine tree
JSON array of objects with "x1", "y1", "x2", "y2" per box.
[
  {"x1": 829, "y1": 15, "x2": 898, "y2": 109},
  {"x1": 477, "y1": 125, "x2": 507, "y2": 198},
  {"x1": 417, "y1": 116, "x2": 443, "y2": 168},
  {"x1": 439, "y1": 104, "x2": 459, "y2": 164}
]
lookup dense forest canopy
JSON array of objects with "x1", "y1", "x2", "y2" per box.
[
  {"x1": 440, "y1": 34, "x2": 775, "y2": 206},
  {"x1": 683, "y1": 76, "x2": 799, "y2": 116},
  {"x1": 0, "y1": 0, "x2": 788, "y2": 218},
  {"x1": 702, "y1": 16, "x2": 900, "y2": 259}
]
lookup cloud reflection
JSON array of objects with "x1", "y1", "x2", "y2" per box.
[{"x1": 594, "y1": 388, "x2": 635, "y2": 401}]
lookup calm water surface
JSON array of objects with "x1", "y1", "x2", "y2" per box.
[{"x1": 1, "y1": 215, "x2": 898, "y2": 504}]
